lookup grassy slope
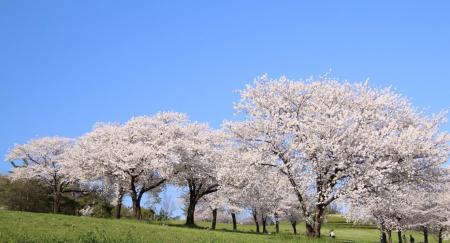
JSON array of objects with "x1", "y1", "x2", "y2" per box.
[{"x1": 0, "y1": 210, "x2": 446, "y2": 243}]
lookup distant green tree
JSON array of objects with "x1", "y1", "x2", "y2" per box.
[
  {"x1": 0, "y1": 175, "x2": 114, "y2": 217},
  {"x1": 0, "y1": 176, "x2": 52, "y2": 212}
]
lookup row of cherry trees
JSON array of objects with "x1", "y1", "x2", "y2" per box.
[
  {"x1": 6, "y1": 113, "x2": 224, "y2": 225},
  {"x1": 6, "y1": 76, "x2": 449, "y2": 241}
]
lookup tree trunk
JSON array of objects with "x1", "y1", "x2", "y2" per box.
[
  {"x1": 185, "y1": 194, "x2": 197, "y2": 226},
  {"x1": 438, "y1": 227, "x2": 443, "y2": 243},
  {"x1": 255, "y1": 220, "x2": 260, "y2": 233},
  {"x1": 274, "y1": 213, "x2": 279, "y2": 233},
  {"x1": 306, "y1": 223, "x2": 315, "y2": 238},
  {"x1": 52, "y1": 192, "x2": 61, "y2": 213},
  {"x1": 275, "y1": 219, "x2": 279, "y2": 234},
  {"x1": 291, "y1": 221, "x2": 297, "y2": 235},
  {"x1": 252, "y1": 209, "x2": 260, "y2": 233},
  {"x1": 130, "y1": 176, "x2": 143, "y2": 220},
  {"x1": 211, "y1": 208, "x2": 217, "y2": 230},
  {"x1": 130, "y1": 188, "x2": 145, "y2": 220},
  {"x1": 115, "y1": 201, "x2": 122, "y2": 219},
  {"x1": 231, "y1": 213, "x2": 237, "y2": 231},
  {"x1": 313, "y1": 221, "x2": 322, "y2": 238},
  {"x1": 397, "y1": 231, "x2": 402, "y2": 243},
  {"x1": 115, "y1": 188, "x2": 124, "y2": 219},
  {"x1": 380, "y1": 229, "x2": 387, "y2": 243},
  {"x1": 132, "y1": 198, "x2": 142, "y2": 220},
  {"x1": 305, "y1": 207, "x2": 324, "y2": 238},
  {"x1": 261, "y1": 215, "x2": 268, "y2": 234},
  {"x1": 423, "y1": 227, "x2": 428, "y2": 243},
  {"x1": 387, "y1": 230, "x2": 392, "y2": 243}
]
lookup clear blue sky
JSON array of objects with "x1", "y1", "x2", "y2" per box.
[{"x1": 1, "y1": 1, "x2": 449, "y2": 175}]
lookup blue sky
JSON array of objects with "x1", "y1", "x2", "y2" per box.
[{"x1": 0, "y1": 1, "x2": 449, "y2": 196}]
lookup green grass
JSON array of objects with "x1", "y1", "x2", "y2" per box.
[{"x1": 0, "y1": 210, "x2": 446, "y2": 243}]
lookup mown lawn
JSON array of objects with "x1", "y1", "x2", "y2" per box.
[{"x1": 0, "y1": 210, "x2": 446, "y2": 243}]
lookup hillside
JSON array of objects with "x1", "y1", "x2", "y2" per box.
[{"x1": 0, "y1": 210, "x2": 445, "y2": 243}]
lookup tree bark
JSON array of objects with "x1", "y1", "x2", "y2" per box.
[
  {"x1": 130, "y1": 175, "x2": 166, "y2": 220},
  {"x1": 115, "y1": 201, "x2": 122, "y2": 219},
  {"x1": 305, "y1": 207, "x2": 324, "y2": 238},
  {"x1": 130, "y1": 176, "x2": 142, "y2": 220},
  {"x1": 313, "y1": 207, "x2": 324, "y2": 237},
  {"x1": 380, "y1": 229, "x2": 387, "y2": 243},
  {"x1": 115, "y1": 187, "x2": 124, "y2": 219},
  {"x1": 184, "y1": 179, "x2": 218, "y2": 226},
  {"x1": 132, "y1": 197, "x2": 142, "y2": 220},
  {"x1": 306, "y1": 223, "x2": 315, "y2": 238},
  {"x1": 211, "y1": 208, "x2": 217, "y2": 230},
  {"x1": 255, "y1": 220, "x2": 260, "y2": 233},
  {"x1": 274, "y1": 213, "x2": 279, "y2": 233},
  {"x1": 275, "y1": 219, "x2": 280, "y2": 233},
  {"x1": 130, "y1": 188, "x2": 145, "y2": 220},
  {"x1": 397, "y1": 231, "x2": 402, "y2": 243},
  {"x1": 52, "y1": 192, "x2": 61, "y2": 213},
  {"x1": 252, "y1": 209, "x2": 260, "y2": 233},
  {"x1": 438, "y1": 227, "x2": 443, "y2": 243},
  {"x1": 313, "y1": 221, "x2": 322, "y2": 238},
  {"x1": 283, "y1": 156, "x2": 330, "y2": 239},
  {"x1": 231, "y1": 213, "x2": 237, "y2": 231},
  {"x1": 423, "y1": 227, "x2": 428, "y2": 243},
  {"x1": 261, "y1": 215, "x2": 268, "y2": 234},
  {"x1": 185, "y1": 196, "x2": 197, "y2": 226},
  {"x1": 291, "y1": 221, "x2": 297, "y2": 235}
]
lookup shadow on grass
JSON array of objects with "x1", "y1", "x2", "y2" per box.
[
  {"x1": 134, "y1": 219, "x2": 368, "y2": 243},
  {"x1": 165, "y1": 223, "x2": 208, "y2": 230},
  {"x1": 148, "y1": 221, "x2": 290, "y2": 236},
  {"x1": 159, "y1": 223, "x2": 265, "y2": 235}
]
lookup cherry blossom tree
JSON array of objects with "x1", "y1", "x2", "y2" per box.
[
  {"x1": 406, "y1": 181, "x2": 450, "y2": 243},
  {"x1": 62, "y1": 123, "x2": 127, "y2": 218},
  {"x1": 279, "y1": 193, "x2": 303, "y2": 235},
  {"x1": 218, "y1": 145, "x2": 290, "y2": 234},
  {"x1": 217, "y1": 186, "x2": 245, "y2": 231},
  {"x1": 346, "y1": 179, "x2": 450, "y2": 243},
  {"x1": 199, "y1": 157, "x2": 246, "y2": 231},
  {"x1": 193, "y1": 193, "x2": 223, "y2": 230},
  {"x1": 172, "y1": 123, "x2": 225, "y2": 226},
  {"x1": 434, "y1": 182, "x2": 450, "y2": 243},
  {"x1": 5, "y1": 137, "x2": 80, "y2": 213},
  {"x1": 226, "y1": 75, "x2": 449, "y2": 238},
  {"x1": 66, "y1": 112, "x2": 186, "y2": 219},
  {"x1": 345, "y1": 184, "x2": 413, "y2": 243},
  {"x1": 240, "y1": 166, "x2": 287, "y2": 234}
]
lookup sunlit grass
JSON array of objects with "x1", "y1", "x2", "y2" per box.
[{"x1": 0, "y1": 210, "x2": 446, "y2": 243}]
